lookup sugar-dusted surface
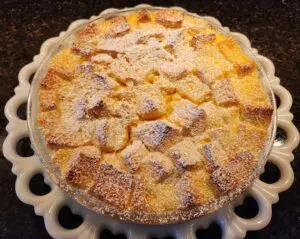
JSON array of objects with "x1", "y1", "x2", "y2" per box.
[
  {"x1": 35, "y1": 8, "x2": 274, "y2": 223},
  {"x1": 2, "y1": 1, "x2": 299, "y2": 237}
]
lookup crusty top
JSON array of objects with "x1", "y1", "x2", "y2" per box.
[{"x1": 37, "y1": 8, "x2": 273, "y2": 221}]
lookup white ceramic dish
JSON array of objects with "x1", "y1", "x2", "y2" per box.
[{"x1": 3, "y1": 4, "x2": 299, "y2": 238}]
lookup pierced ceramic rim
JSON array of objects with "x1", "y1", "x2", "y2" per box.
[{"x1": 3, "y1": 4, "x2": 299, "y2": 238}]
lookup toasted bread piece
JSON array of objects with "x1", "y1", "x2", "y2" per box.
[
  {"x1": 91, "y1": 72, "x2": 119, "y2": 92},
  {"x1": 111, "y1": 88, "x2": 136, "y2": 102},
  {"x1": 211, "y1": 166, "x2": 236, "y2": 194},
  {"x1": 144, "y1": 152, "x2": 175, "y2": 182},
  {"x1": 137, "y1": 32, "x2": 165, "y2": 44},
  {"x1": 135, "y1": 120, "x2": 182, "y2": 152},
  {"x1": 168, "y1": 139, "x2": 203, "y2": 170},
  {"x1": 211, "y1": 151, "x2": 255, "y2": 194},
  {"x1": 52, "y1": 148, "x2": 74, "y2": 174},
  {"x1": 194, "y1": 56, "x2": 233, "y2": 86},
  {"x1": 65, "y1": 147, "x2": 101, "y2": 188},
  {"x1": 170, "y1": 99, "x2": 206, "y2": 136},
  {"x1": 90, "y1": 163, "x2": 134, "y2": 209},
  {"x1": 40, "y1": 69, "x2": 65, "y2": 89},
  {"x1": 155, "y1": 9, "x2": 184, "y2": 28},
  {"x1": 175, "y1": 75, "x2": 211, "y2": 104},
  {"x1": 191, "y1": 33, "x2": 216, "y2": 49},
  {"x1": 176, "y1": 173, "x2": 198, "y2": 209},
  {"x1": 202, "y1": 141, "x2": 227, "y2": 169},
  {"x1": 109, "y1": 101, "x2": 138, "y2": 124},
  {"x1": 122, "y1": 140, "x2": 149, "y2": 172},
  {"x1": 86, "y1": 96, "x2": 109, "y2": 118},
  {"x1": 106, "y1": 16, "x2": 130, "y2": 38},
  {"x1": 48, "y1": 49, "x2": 83, "y2": 79},
  {"x1": 136, "y1": 85, "x2": 166, "y2": 120},
  {"x1": 211, "y1": 79, "x2": 238, "y2": 106},
  {"x1": 46, "y1": 124, "x2": 94, "y2": 147},
  {"x1": 39, "y1": 90, "x2": 57, "y2": 111},
  {"x1": 95, "y1": 118, "x2": 129, "y2": 152},
  {"x1": 159, "y1": 61, "x2": 187, "y2": 80},
  {"x1": 73, "y1": 23, "x2": 101, "y2": 55},
  {"x1": 242, "y1": 102, "x2": 273, "y2": 121},
  {"x1": 137, "y1": 9, "x2": 151, "y2": 22},
  {"x1": 154, "y1": 76, "x2": 176, "y2": 94}
]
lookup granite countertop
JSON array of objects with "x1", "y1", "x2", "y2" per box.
[{"x1": 0, "y1": 0, "x2": 299, "y2": 238}]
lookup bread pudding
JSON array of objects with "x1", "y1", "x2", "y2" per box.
[{"x1": 36, "y1": 8, "x2": 274, "y2": 223}]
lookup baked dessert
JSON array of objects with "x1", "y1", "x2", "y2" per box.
[{"x1": 36, "y1": 8, "x2": 274, "y2": 223}]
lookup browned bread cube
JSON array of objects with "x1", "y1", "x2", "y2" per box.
[
  {"x1": 211, "y1": 79, "x2": 238, "y2": 106},
  {"x1": 40, "y1": 69, "x2": 65, "y2": 89},
  {"x1": 159, "y1": 62, "x2": 187, "y2": 80},
  {"x1": 154, "y1": 76, "x2": 176, "y2": 94},
  {"x1": 211, "y1": 166, "x2": 236, "y2": 193},
  {"x1": 106, "y1": 16, "x2": 130, "y2": 38},
  {"x1": 170, "y1": 99, "x2": 206, "y2": 136},
  {"x1": 122, "y1": 140, "x2": 149, "y2": 172},
  {"x1": 191, "y1": 33, "x2": 216, "y2": 49},
  {"x1": 136, "y1": 85, "x2": 166, "y2": 120},
  {"x1": 155, "y1": 9, "x2": 184, "y2": 28},
  {"x1": 90, "y1": 163, "x2": 134, "y2": 209},
  {"x1": 211, "y1": 151, "x2": 255, "y2": 194},
  {"x1": 135, "y1": 120, "x2": 182, "y2": 152},
  {"x1": 242, "y1": 103, "x2": 273, "y2": 121},
  {"x1": 109, "y1": 101, "x2": 138, "y2": 124},
  {"x1": 95, "y1": 118, "x2": 129, "y2": 152},
  {"x1": 168, "y1": 139, "x2": 203, "y2": 170},
  {"x1": 46, "y1": 125, "x2": 93, "y2": 147},
  {"x1": 65, "y1": 147, "x2": 101, "y2": 188},
  {"x1": 86, "y1": 96, "x2": 109, "y2": 118},
  {"x1": 137, "y1": 9, "x2": 151, "y2": 22},
  {"x1": 144, "y1": 152, "x2": 175, "y2": 182},
  {"x1": 175, "y1": 75, "x2": 211, "y2": 104},
  {"x1": 176, "y1": 174, "x2": 198, "y2": 209},
  {"x1": 91, "y1": 73, "x2": 119, "y2": 92},
  {"x1": 202, "y1": 141, "x2": 227, "y2": 169},
  {"x1": 73, "y1": 23, "x2": 101, "y2": 55}
]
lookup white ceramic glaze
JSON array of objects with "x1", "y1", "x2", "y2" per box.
[{"x1": 3, "y1": 4, "x2": 299, "y2": 239}]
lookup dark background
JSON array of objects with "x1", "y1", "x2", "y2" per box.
[{"x1": 0, "y1": 0, "x2": 299, "y2": 238}]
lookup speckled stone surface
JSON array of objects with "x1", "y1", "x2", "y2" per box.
[{"x1": 0, "y1": 0, "x2": 299, "y2": 238}]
